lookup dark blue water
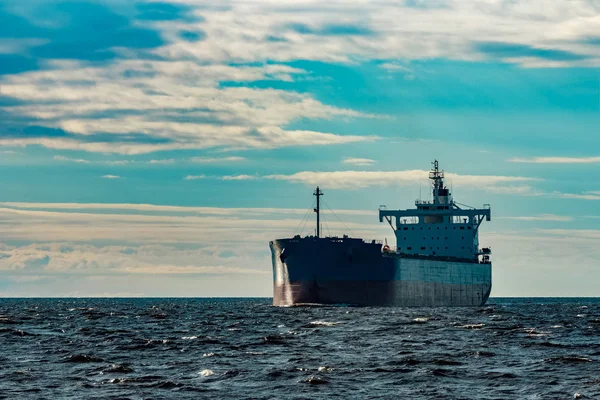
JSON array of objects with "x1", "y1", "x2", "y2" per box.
[{"x1": 1, "y1": 298, "x2": 599, "y2": 399}]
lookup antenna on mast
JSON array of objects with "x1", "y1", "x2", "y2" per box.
[{"x1": 313, "y1": 187, "x2": 324, "y2": 238}]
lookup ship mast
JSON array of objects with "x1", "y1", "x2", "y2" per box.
[
  {"x1": 429, "y1": 159, "x2": 451, "y2": 205},
  {"x1": 313, "y1": 186, "x2": 323, "y2": 238}
]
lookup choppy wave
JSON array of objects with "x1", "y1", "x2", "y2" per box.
[{"x1": 0, "y1": 297, "x2": 599, "y2": 399}]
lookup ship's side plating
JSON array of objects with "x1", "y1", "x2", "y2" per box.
[{"x1": 270, "y1": 238, "x2": 491, "y2": 306}]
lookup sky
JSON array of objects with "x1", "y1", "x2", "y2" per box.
[{"x1": 0, "y1": 0, "x2": 599, "y2": 297}]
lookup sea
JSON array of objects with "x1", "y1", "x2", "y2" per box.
[{"x1": 1, "y1": 298, "x2": 599, "y2": 400}]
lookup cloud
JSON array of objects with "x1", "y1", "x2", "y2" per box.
[
  {"x1": 0, "y1": 201, "x2": 599, "y2": 296},
  {"x1": 3, "y1": 0, "x2": 597, "y2": 157},
  {"x1": 222, "y1": 175, "x2": 258, "y2": 181},
  {"x1": 147, "y1": 0, "x2": 600, "y2": 67},
  {"x1": 537, "y1": 229, "x2": 600, "y2": 240},
  {"x1": 53, "y1": 155, "x2": 90, "y2": 164},
  {"x1": 0, "y1": 202, "x2": 374, "y2": 217},
  {"x1": 0, "y1": 203, "x2": 380, "y2": 244},
  {"x1": 184, "y1": 174, "x2": 205, "y2": 180},
  {"x1": 190, "y1": 156, "x2": 245, "y2": 163},
  {"x1": 149, "y1": 159, "x2": 176, "y2": 164},
  {"x1": 509, "y1": 156, "x2": 600, "y2": 164},
  {"x1": 0, "y1": 243, "x2": 268, "y2": 276},
  {"x1": 552, "y1": 191, "x2": 600, "y2": 201},
  {"x1": 101, "y1": 174, "x2": 120, "y2": 179},
  {"x1": 379, "y1": 63, "x2": 413, "y2": 73},
  {"x1": 265, "y1": 169, "x2": 539, "y2": 190},
  {"x1": 0, "y1": 60, "x2": 377, "y2": 154},
  {"x1": 342, "y1": 157, "x2": 376, "y2": 166},
  {"x1": 485, "y1": 231, "x2": 600, "y2": 296}
]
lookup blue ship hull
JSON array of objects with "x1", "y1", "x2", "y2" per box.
[{"x1": 270, "y1": 237, "x2": 492, "y2": 307}]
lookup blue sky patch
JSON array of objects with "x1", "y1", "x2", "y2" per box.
[
  {"x1": 286, "y1": 23, "x2": 373, "y2": 36},
  {"x1": 178, "y1": 30, "x2": 206, "y2": 42},
  {"x1": 135, "y1": 1, "x2": 199, "y2": 21},
  {"x1": 476, "y1": 41, "x2": 588, "y2": 61}
]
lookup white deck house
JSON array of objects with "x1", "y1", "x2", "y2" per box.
[{"x1": 379, "y1": 161, "x2": 491, "y2": 261}]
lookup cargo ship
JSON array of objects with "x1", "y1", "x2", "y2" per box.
[{"x1": 269, "y1": 161, "x2": 492, "y2": 307}]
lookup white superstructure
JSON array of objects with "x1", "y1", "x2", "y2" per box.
[{"x1": 379, "y1": 161, "x2": 491, "y2": 261}]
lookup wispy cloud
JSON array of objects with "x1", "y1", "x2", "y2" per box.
[
  {"x1": 537, "y1": 229, "x2": 600, "y2": 240},
  {"x1": 509, "y1": 156, "x2": 600, "y2": 164},
  {"x1": 553, "y1": 191, "x2": 600, "y2": 201},
  {"x1": 184, "y1": 175, "x2": 205, "y2": 180},
  {"x1": 379, "y1": 63, "x2": 413, "y2": 73},
  {"x1": 149, "y1": 159, "x2": 175, "y2": 165},
  {"x1": 0, "y1": 202, "x2": 374, "y2": 217},
  {"x1": 190, "y1": 156, "x2": 246, "y2": 163},
  {"x1": 53, "y1": 155, "x2": 90, "y2": 164},
  {"x1": 101, "y1": 174, "x2": 120, "y2": 179},
  {"x1": 265, "y1": 170, "x2": 539, "y2": 190},
  {"x1": 222, "y1": 175, "x2": 258, "y2": 181},
  {"x1": 342, "y1": 157, "x2": 376, "y2": 166}
]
